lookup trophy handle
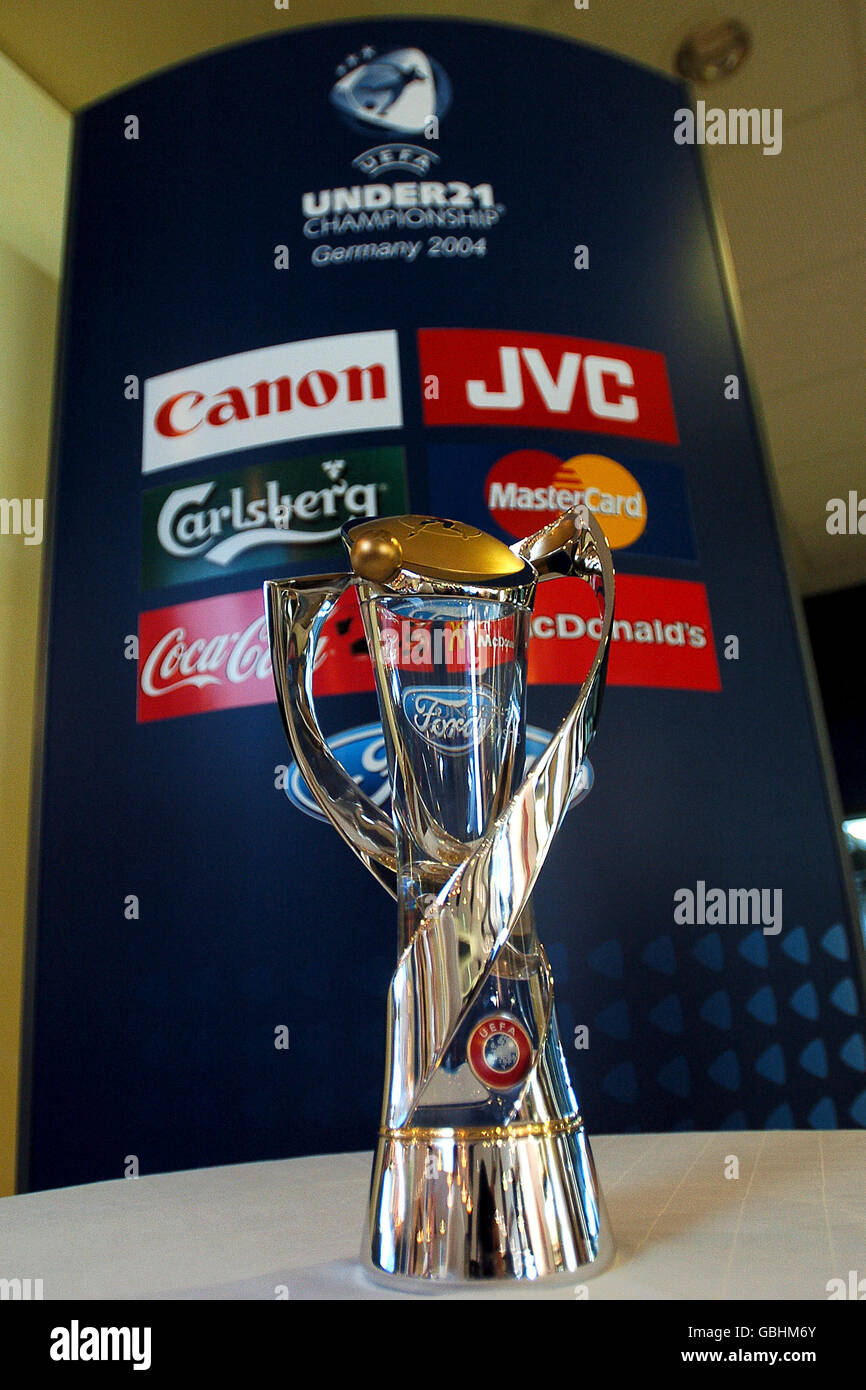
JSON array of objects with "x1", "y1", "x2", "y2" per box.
[
  {"x1": 508, "y1": 502, "x2": 615, "y2": 791},
  {"x1": 383, "y1": 506, "x2": 616, "y2": 1127},
  {"x1": 265, "y1": 575, "x2": 398, "y2": 899}
]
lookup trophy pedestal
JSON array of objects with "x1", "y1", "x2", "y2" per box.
[{"x1": 364, "y1": 1118, "x2": 615, "y2": 1290}]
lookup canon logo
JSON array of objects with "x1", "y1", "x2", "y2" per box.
[
  {"x1": 142, "y1": 331, "x2": 402, "y2": 474},
  {"x1": 155, "y1": 365, "x2": 387, "y2": 439}
]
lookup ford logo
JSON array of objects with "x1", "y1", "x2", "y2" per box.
[
  {"x1": 401, "y1": 685, "x2": 497, "y2": 754},
  {"x1": 285, "y1": 723, "x2": 593, "y2": 822}
]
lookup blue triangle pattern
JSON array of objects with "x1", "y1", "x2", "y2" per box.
[
  {"x1": 782, "y1": 926, "x2": 810, "y2": 965},
  {"x1": 602, "y1": 1062, "x2": 637, "y2": 1104},
  {"x1": 693, "y1": 932, "x2": 724, "y2": 971},
  {"x1": 708, "y1": 1049, "x2": 741, "y2": 1091},
  {"x1": 765, "y1": 1103, "x2": 794, "y2": 1129},
  {"x1": 808, "y1": 1096, "x2": 837, "y2": 1129},
  {"x1": 789, "y1": 981, "x2": 819, "y2": 1021},
  {"x1": 755, "y1": 1043, "x2": 786, "y2": 1085},
  {"x1": 595, "y1": 999, "x2": 630, "y2": 1040},
  {"x1": 720, "y1": 1109, "x2": 747, "y2": 1129},
  {"x1": 656, "y1": 1055, "x2": 691, "y2": 1097},
  {"x1": 850, "y1": 1091, "x2": 866, "y2": 1127},
  {"x1": 830, "y1": 978, "x2": 858, "y2": 1016},
  {"x1": 588, "y1": 939, "x2": 624, "y2": 980},
  {"x1": 746, "y1": 985, "x2": 778, "y2": 1025},
  {"x1": 840, "y1": 1033, "x2": 866, "y2": 1072},
  {"x1": 820, "y1": 923, "x2": 849, "y2": 962},
  {"x1": 699, "y1": 989, "x2": 732, "y2": 1030},
  {"x1": 799, "y1": 1038, "x2": 829, "y2": 1079},
  {"x1": 739, "y1": 930, "x2": 769, "y2": 968},
  {"x1": 648, "y1": 994, "x2": 684, "y2": 1035},
  {"x1": 641, "y1": 935, "x2": 677, "y2": 976}
]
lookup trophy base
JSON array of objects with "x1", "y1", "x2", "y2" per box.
[{"x1": 364, "y1": 1115, "x2": 614, "y2": 1290}]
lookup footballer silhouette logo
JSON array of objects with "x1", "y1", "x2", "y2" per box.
[{"x1": 330, "y1": 46, "x2": 452, "y2": 136}]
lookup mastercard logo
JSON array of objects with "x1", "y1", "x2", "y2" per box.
[{"x1": 486, "y1": 450, "x2": 648, "y2": 550}]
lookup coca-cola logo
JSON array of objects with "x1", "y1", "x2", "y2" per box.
[
  {"x1": 401, "y1": 685, "x2": 497, "y2": 753},
  {"x1": 137, "y1": 590, "x2": 276, "y2": 722},
  {"x1": 140, "y1": 617, "x2": 271, "y2": 698}
]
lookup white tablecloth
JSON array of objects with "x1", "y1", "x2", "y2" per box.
[{"x1": 1, "y1": 1132, "x2": 863, "y2": 1299}]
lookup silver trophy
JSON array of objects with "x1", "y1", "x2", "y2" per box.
[{"x1": 265, "y1": 507, "x2": 616, "y2": 1289}]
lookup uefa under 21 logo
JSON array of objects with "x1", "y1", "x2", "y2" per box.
[
  {"x1": 286, "y1": 724, "x2": 593, "y2": 821},
  {"x1": 330, "y1": 46, "x2": 452, "y2": 137}
]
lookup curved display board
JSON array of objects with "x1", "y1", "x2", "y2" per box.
[{"x1": 23, "y1": 18, "x2": 866, "y2": 1189}]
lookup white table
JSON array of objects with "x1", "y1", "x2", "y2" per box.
[{"x1": 2, "y1": 1132, "x2": 863, "y2": 1299}]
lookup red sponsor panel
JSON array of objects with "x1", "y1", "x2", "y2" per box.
[
  {"x1": 376, "y1": 611, "x2": 518, "y2": 673},
  {"x1": 309, "y1": 587, "x2": 375, "y2": 695},
  {"x1": 137, "y1": 587, "x2": 375, "y2": 721},
  {"x1": 138, "y1": 575, "x2": 719, "y2": 721},
  {"x1": 528, "y1": 575, "x2": 721, "y2": 691},
  {"x1": 138, "y1": 590, "x2": 276, "y2": 721},
  {"x1": 418, "y1": 329, "x2": 679, "y2": 444}
]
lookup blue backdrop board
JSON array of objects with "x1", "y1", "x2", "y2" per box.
[{"x1": 23, "y1": 19, "x2": 866, "y2": 1191}]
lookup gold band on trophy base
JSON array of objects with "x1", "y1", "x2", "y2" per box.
[
  {"x1": 380, "y1": 1115, "x2": 583, "y2": 1144},
  {"x1": 366, "y1": 1119, "x2": 615, "y2": 1289}
]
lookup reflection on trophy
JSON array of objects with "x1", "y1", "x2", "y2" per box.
[{"x1": 265, "y1": 506, "x2": 616, "y2": 1288}]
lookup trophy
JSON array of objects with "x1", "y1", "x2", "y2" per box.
[{"x1": 265, "y1": 505, "x2": 616, "y2": 1289}]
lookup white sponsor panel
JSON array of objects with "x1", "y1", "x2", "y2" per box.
[{"x1": 142, "y1": 330, "x2": 402, "y2": 474}]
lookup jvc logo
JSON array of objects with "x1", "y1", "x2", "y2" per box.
[
  {"x1": 467, "y1": 347, "x2": 637, "y2": 421},
  {"x1": 402, "y1": 686, "x2": 496, "y2": 753},
  {"x1": 418, "y1": 329, "x2": 679, "y2": 444}
]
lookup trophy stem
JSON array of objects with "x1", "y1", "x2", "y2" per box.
[{"x1": 365, "y1": 1016, "x2": 615, "y2": 1287}]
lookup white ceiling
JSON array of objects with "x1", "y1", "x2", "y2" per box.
[{"x1": 0, "y1": 0, "x2": 863, "y2": 594}]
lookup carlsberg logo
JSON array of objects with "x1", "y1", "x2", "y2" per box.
[
  {"x1": 159, "y1": 463, "x2": 376, "y2": 563},
  {"x1": 142, "y1": 447, "x2": 408, "y2": 588}
]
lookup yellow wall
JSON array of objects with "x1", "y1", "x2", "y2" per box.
[{"x1": 0, "y1": 51, "x2": 70, "y2": 1196}]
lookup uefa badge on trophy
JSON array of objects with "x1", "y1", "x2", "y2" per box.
[{"x1": 265, "y1": 506, "x2": 616, "y2": 1289}]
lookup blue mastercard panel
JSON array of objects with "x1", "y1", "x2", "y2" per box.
[{"x1": 426, "y1": 442, "x2": 698, "y2": 565}]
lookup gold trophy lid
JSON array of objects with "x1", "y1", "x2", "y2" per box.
[{"x1": 343, "y1": 514, "x2": 534, "y2": 589}]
